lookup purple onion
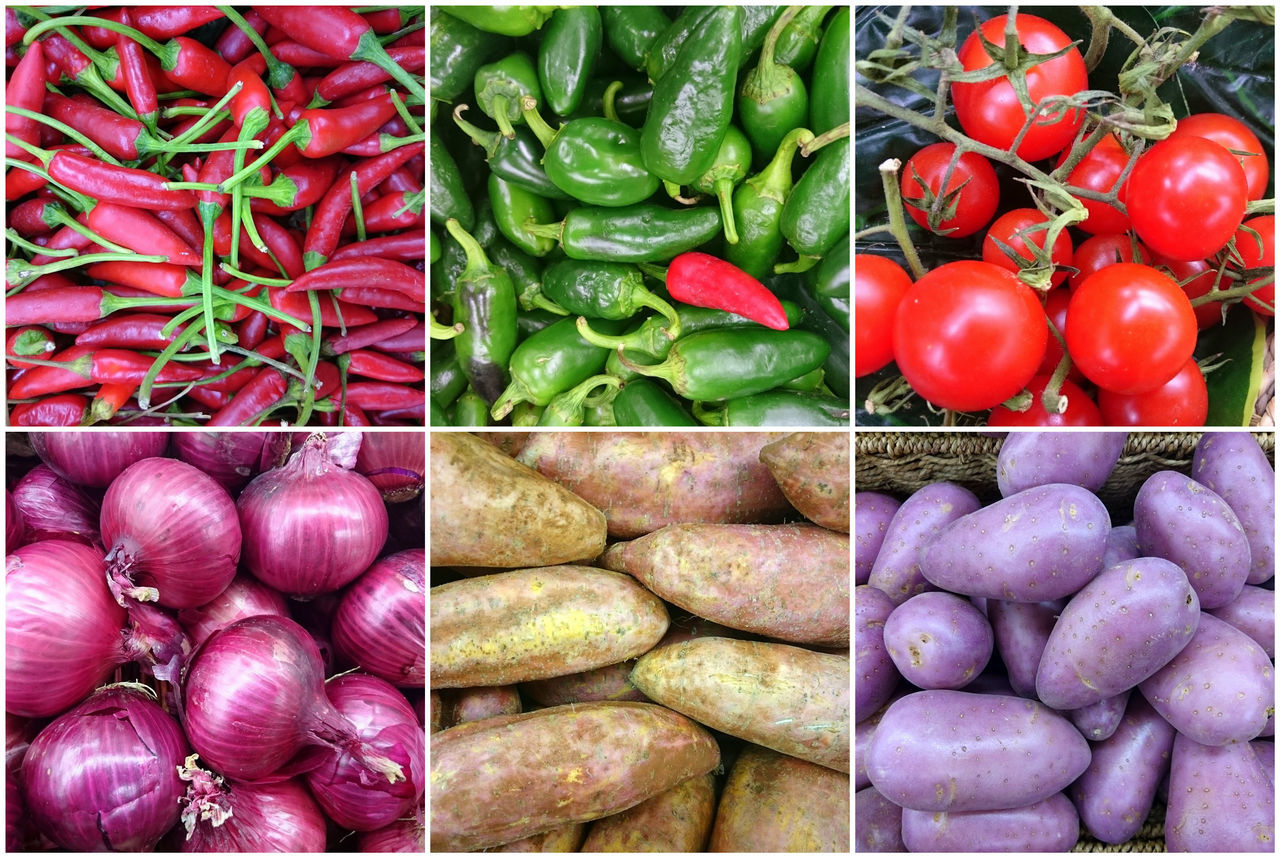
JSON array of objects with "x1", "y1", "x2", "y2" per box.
[
  {"x1": 173, "y1": 432, "x2": 271, "y2": 492},
  {"x1": 181, "y1": 615, "x2": 405, "y2": 784},
  {"x1": 4, "y1": 490, "x2": 24, "y2": 552},
  {"x1": 355, "y1": 432, "x2": 424, "y2": 502},
  {"x1": 176, "y1": 759, "x2": 327, "y2": 852},
  {"x1": 11, "y1": 464, "x2": 101, "y2": 546},
  {"x1": 332, "y1": 549, "x2": 425, "y2": 687},
  {"x1": 20, "y1": 685, "x2": 188, "y2": 851},
  {"x1": 306, "y1": 674, "x2": 425, "y2": 830},
  {"x1": 30, "y1": 430, "x2": 169, "y2": 487},
  {"x1": 356, "y1": 803, "x2": 424, "y2": 852},
  {"x1": 178, "y1": 573, "x2": 291, "y2": 649},
  {"x1": 100, "y1": 457, "x2": 242, "y2": 608},
  {"x1": 236, "y1": 433, "x2": 388, "y2": 598}
]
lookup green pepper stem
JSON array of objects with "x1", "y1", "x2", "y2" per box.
[
  {"x1": 519, "y1": 96, "x2": 560, "y2": 148},
  {"x1": 431, "y1": 317, "x2": 464, "y2": 340},
  {"x1": 452, "y1": 104, "x2": 501, "y2": 155}
]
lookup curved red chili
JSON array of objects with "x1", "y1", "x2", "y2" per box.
[
  {"x1": 285, "y1": 256, "x2": 424, "y2": 302},
  {"x1": 48, "y1": 151, "x2": 197, "y2": 210},
  {"x1": 5, "y1": 38, "x2": 46, "y2": 161},
  {"x1": 665, "y1": 252, "x2": 791, "y2": 330},
  {"x1": 9, "y1": 393, "x2": 90, "y2": 426}
]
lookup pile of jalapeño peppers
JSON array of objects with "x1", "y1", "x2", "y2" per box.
[{"x1": 430, "y1": 5, "x2": 851, "y2": 427}]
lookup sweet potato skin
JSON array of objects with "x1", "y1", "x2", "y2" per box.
[
  {"x1": 430, "y1": 702, "x2": 721, "y2": 852},
  {"x1": 710, "y1": 744, "x2": 850, "y2": 852},
  {"x1": 600, "y1": 522, "x2": 849, "y2": 646},
  {"x1": 430, "y1": 433, "x2": 606, "y2": 567},
  {"x1": 438, "y1": 685, "x2": 522, "y2": 729},
  {"x1": 515, "y1": 432, "x2": 791, "y2": 538},
  {"x1": 430, "y1": 566, "x2": 669, "y2": 689},
  {"x1": 580, "y1": 772, "x2": 716, "y2": 852},
  {"x1": 630, "y1": 637, "x2": 849, "y2": 772},
  {"x1": 759, "y1": 432, "x2": 850, "y2": 531}
]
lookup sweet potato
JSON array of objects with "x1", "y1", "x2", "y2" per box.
[
  {"x1": 580, "y1": 772, "x2": 716, "y2": 852},
  {"x1": 515, "y1": 432, "x2": 790, "y2": 538},
  {"x1": 631, "y1": 637, "x2": 849, "y2": 772},
  {"x1": 759, "y1": 432, "x2": 850, "y2": 531},
  {"x1": 438, "y1": 685, "x2": 522, "y2": 729},
  {"x1": 600, "y1": 522, "x2": 849, "y2": 646},
  {"x1": 709, "y1": 744, "x2": 850, "y2": 852},
  {"x1": 430, "y1": 566, "x2": 669, "y2": 689},
  {"x1": 430, "y1": 433, "x2": 606, "y2": 567},
  {"x1": 490, "y1": 823, "x2": 587, "y2": 852},
  {"x1": 430, "y1": 702, "x2": 720, "y2": 852}
]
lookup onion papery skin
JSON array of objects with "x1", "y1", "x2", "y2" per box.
[
  {"x1": 177, "y1": 764, "x2": 326, "y2": 853},
  {"x1": 355, "y1": 433, "x2": 424, "y2": 503},
  {"x1": 4, "y1": 490, "x2": 23, "y2": 552},
  {"x1": 237, "y1": 437, "x2": 389, "y2": 598},
  {"x1": 181, "y1": 615, "x2": 402, "y2": 784},
  {"x1": 356, "y1": 803, "x2": 425, "y2": 853},
  {"x1": 306, "y1": 674, "x2": 425, "y2": 830},
  {"x1": 178, "y1": 573, "x2": 291, "y2": 649},
  {"x1": 100, "y1": 457, "x2": 242, "y2": 609},
  {"x1": 332, "y1": 549, "x2": 425, "y2": 687},
  {"x1": 12, "y1": 464, "x2": 101, "y2": 546},
  {"x1": 5, "y1": 540, "x2": 126, "y2": 717},
  {"x1": 173, "y1": 432, "x2": 270, "y2": 492},
  {"x1": 20, "y1": 686, "x2": 188, "y2": 852},
  {"x1": 30, "y1": 430, "x2": 169, "y2": 488}
]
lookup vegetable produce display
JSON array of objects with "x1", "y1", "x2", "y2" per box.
[
  {"x1": 6, "y1": 429, "x2": 425, "y2": 852},
  {"x1": 856, "y1": 430, "x2": 1276, "y2": 852},
  {"x1": 5, "y1": 7, "x2": 426, "y2": 426},
  {"x1": 431, "y1": 5, "x2": 851, "y2": 427},
  {"x1": 430, "y1": 430, "x2": 850, "y2": 852},
  {"x1": 856, "y1": 7, "x2": 1276, "y2": 426}
]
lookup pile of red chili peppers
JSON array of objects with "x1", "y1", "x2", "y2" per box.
[{"x1": 5, "y1": 6, "x2": 426, "y2": 426}]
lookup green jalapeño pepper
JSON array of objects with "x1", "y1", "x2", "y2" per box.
[
  {"x1": 738, "y1": 6, "x2": 809, "y2": 162},
  {"x1": 490, "y1": 316, "x2": 628, "y2": 420},
  {"x1": 488, "y1": 173, "x2": 556, "y2": 257},
  {"x1": 440, "y1": 5, "x2": 557, "y2": 37},
  {"x1": 450, "y1": 387, "x2": 492, "y2": 426},
  {"x1": 533, "y1": 258, "x2": 681, "y2": 336},
  {"x1": 578, "y1": 299, "x2": 805, "y2": 360},
  {"x1": 445, "y1": 218, "x2": 518, "y2": 406},
  {"x1": 430, "y1": 9, "x2": 510, "y2": 101},
  {"x1": 640, "y1": 6, "x2": 741, "y2": 186},
  {"x1": 537, "y1": 6, "x2": 602, "y2": 116},
  {"x1": 429, "y1": 134, "x2": 474, "y2": 230},
  {"x1": 779, "y1": 136, "x2": 850, "y2": 271},
  {"x1": 522, "y1": 99, "x2": 659, "y2": 207},
  {"x1": 536, "y1": 373, "x2": 622, "y2": 426},
  {"x1": 775, "y1": 5, "x2": 833, "y2": 71},
  {"x1": 728, "y1": 127, "x2": 815, "y2": 280},
  {"x1": 474, "y1": 51, "x2": 541, "y2": 139},
  {"x1": 616, "y1": 328, "x2": 830, "y2": 401},
  {"x1": 693, "y1": 390, "x2": 851, "y2": 426},
  {"x1": 691, "y1": 125, "x2": 753, "y2": 245},
  {"x1": 812, "y1": 235, "x2": 851, "y2": 332},
  {"x1": 809, "y1": 6, "x2": 850, "y2": 136},
  {"x1": 452, "y1": 104, "x2": 570, "y2": 200},
  {"x1": 612, "y1": 377, "x2": 698, "y2": 426},
  {"x1": 602, "y1": 6, "x2": 671, "y2": 71},
  {"x1": 525, "y1": 203, "x2": 721, "y2": 263}
]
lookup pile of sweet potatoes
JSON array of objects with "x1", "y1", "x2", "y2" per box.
[{"x1": 430, "y1": 431, "x2": 850, "y2": 852}]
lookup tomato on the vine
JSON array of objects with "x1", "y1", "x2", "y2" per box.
[
  {"x1": 951, "y1": 14, "x2": 1088, "y2": 162},
  {"x1": 1168, "y1": 112, "x2": 1270, "y2": 202},
  {"x1": 1229, "y1": 215, "x2": 1276, "y2": 317},
  {"x1": 893, "y1": 260, "x2": 1047, "y2": 412},
  {"x1": 1067, "y1": 233, "x2": 1149, "y2": 292},
  {"x1": 988, "y1": 374, "x2": 1101, "y2": 426},
  {"x1": 1037, "y1": 287, "x2": 1085, "y2": 383},
  {"x1": 1125, "y1": 136, "x2": 1248, "y2": 262},
  {"x1": 899, "y1": 142, "x2": 1000, "y2": 238},
  {"x1": 1151, "y1": 255, "x2": 1226, "y2": 330},
  {"x1": 855, "y1": 254, "x2": 913, "y2": 377},
  {"x1": 1096, "y1": 358, "x2": 1208, "y2": 426},
  {"x1": 1065, "y1": 263, "x2": 1198, "y2": 394},
  {"x1": 981, "y1": 207, "x2": 1074, "y2": 288},
  {"x1": 1056, "y1": 133, "x2": 1132, "y2": 235}
]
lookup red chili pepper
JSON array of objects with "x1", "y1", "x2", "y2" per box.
[
  {"x1": 374, "y1": 321, "x2": 425, "y2": 355},
  {"x1": 265, "y1": 40, "x2": 342, "y2": 69},
  {"x1": 303, "y1": 142, "x2": 424, "y2": 266},
  {"x1": 285, "y1": 256, "x2": 424, "y2": 302},
  {"x1": 251, "y1": 156, "x2": 343, "y2": 215},
  {"x1": 237, "y1": 310, "x2": 270, "y2": 351},
  {"x1": 361, "y1": 9, "x2": 408, "y2": 34},
  {"x1": 6, "y1": 162, "x2": 49, "y2": 200},
  {"x1": 315, "y1": 46, "x2": 425, "y2": 103},
  {"x1": 90, "y1": 348, "x2": 207, "y2": 387},
  {"x1": 323, "y1": 317, "x2": 418, "y2": 355},
  {"x1": 6, "y1": 8, "x2": 27, "y2": 47},
  {"x1": 342, "y1": 350, "x2": 425, "y2": 383},
  {"x1": 227, "y1": 55, "x2": 272, "y2": 128},
  {"x1": 341, "y1": 381, "x2": 425, "y2": 412},
  {"x1": 6, "y1": 344, "x2": 94, "y2": 398},
  {"x1": 75, "y1": 313, "x2": 194, "y2": 350},
  {"x1": 5, "y1": 38, "x2": 46, "y2": 161},
  {"x1": 130, "y1": 7, "x2": 225, "y2": 40},
  {"x1": 6, "y1": 326, "x2": 57, "y2": 370},
  {"x1": 382, "y1": 167, "x2": 423, "y2": 195},
  {"x1": 79, "y1": 8, "x2": 133, "y2": 49},
  {"x1": 86, "y1": 381, "x2": 137, "y2": 424},
  {"x1": 334, "y1": 287, "x2": 425, "y2": 313},
  {"x1": 330, "y1": 231, "x2": 424, "y2": 262},
  {"x1": 665, "y1": 252, "x2": 791, "y2": 330},
  {"x1": 214, "y1": 9, "x2": 267, "y2": 64},
  {"x1": 48, "y1": 150, "x2": 197, "y2": 210},
  {"x1": 86, "y1": 260, "x2": 194, "y2": 298},
  {"x1": 29, "y1": 221, "x2": 92, "y2": 267},
  {"x1": 268, "y1": 287, "x2": 379, "y2": 329},
  {"x1": 207, "y1": 366, "x2": 288, "y2": 426},
  {"x1": 152, "y1": 207, "x2": 205, "y2": 253},
  {"x1": 157, "y1": 36, "x2": 231, "y2": 96},
  {"x1": 9, "y1": 393, "x2": 90, "y2": 426},
  {"x1": 86, "y1": 202, "x2": 203, "y2": 267},
  {"x1": 356, "y1": 190, "x2": 425, "y2": 233},
  {"x1": 45, "y1": 93, "x2": 148, "y2": 161},
  {"x1": 8, "y1": 197, "x2": 60, "y2": 236},
  {"x1": 292, "y1": 93, "x2": 399, "y2": 158},
  {"x1": 116, "y1": 31, "x2": 158, "y2": 129}
]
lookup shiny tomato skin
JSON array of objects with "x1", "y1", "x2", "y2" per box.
[
  {"x1": 988, "y1": 374, "x2": 1102, "y2": 426},
  {"x1": 1150, "y1": 255, "x2": 1226, "y2": 329},
  {"x1": 981, "y1": 207, "x2": 1074, "y2": 288},
  {"x1": 893, "y1": 260, "x2": 1048, "y2": 412},
  {"x1": 1067, "y1": 233, "x2": 1149, "y2": 292},
  {"x1": 855, "y1": 254, "x2": 913, "y2": 377},
  {"x1": 1168, "y1": 113, "x2": 1270, "y2": 202},
  {"x1": 900, "y1": 142, "x2": 1000, "y2": 238},
  {"x1": 951, "y1": 14, "x2": 1088, "y2": 162},
  {"x1": 1231, "y1": 215, "x2": 1275, "y2": 317},
  {"x1": 1096, "y1": 359, "x2": 1208, "y2": 426},
  {"x1": 1126, "y1": 136, "x2": 1248, "y2": 262},
  {"x1": 1057, "y1": 133, "x2": 1132, "y2": 235},
  {"x1": 1065, "y1": 263, "x2": 1197, "y2": 395}
]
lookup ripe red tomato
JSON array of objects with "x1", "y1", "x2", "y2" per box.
[
  {"x1": 1065, "y1": 263, "x2": 1197, "y2": 394},
  {"x1": 899, "y1": 142, "x2": 1000, "y2": 238},
  {"x1": 988, "y1": 374, "x2": 1101, "y2": 426},
  {"x1": 1150, "y1": 255, "x2": 1226, "y2": 329},
  {"x1": 1230, "y1": 215, "x2": 1275, "y2": 317},
  {"x1": 1037, "y1": 287, "x2": 1085, "y2": 383},
  {"x1": 1067, "y1": 233, "x2": 1149, "y2": 292},
  {"x1": 982, "y1": 207, "x2": 1074, "y2": 288},
  {"x1": 855, "y1": 254, "x2": 913, "y2": 377},
  {"x1": 893, "y1": 260, "x2": 1047, "y2": 412},
  {"x1": 951, "y1": 14, "x2": 1088, "y2": 162},
  {"x1": 1056, "y1": 133, "x2": 1132, "y2": 235},
  {"x1": 1125, "y1": 136, "x2": 1248, "y2": 262},
  {"x1": 1168, "y1": 113, "x2": 1270, "y2": 202},
  {"x1": 1096, "y1": 359, "x2": 1208, "y2": 426}
]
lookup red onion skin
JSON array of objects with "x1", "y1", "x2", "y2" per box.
[
  {"x1": 4, "y1": 541, "x2": 127, "y2": 717},
  {"x1": 356, "y1": 803, "x2": 425, "y2": 853},
  {"x1": 355, "y1": 432, "x2": 424, "y2": 503},
  {"x1": 173, "y1": 432, "x2": 270, "y2": 492},
  {"x1": 306, "y1": 673, "x2": 425, "y2": 831},
  {"x1": 12, "y1": 464, "x2": 101, "y2": 547},
  {"x1": 332, "y1": 549, "x2": 425, "y2": 688},
  {"x1": 178, "y1": 573, "x2": 290, "y2": 649},
  {"x1": 30, "y1": 431, "x2": 169, "y2": 488},
  {"x1": 176, "y1": 768, "x2": 326, "y2": 853},
  {"x1": 20, "y1": 687, "x2": 188, "y2": 852},
  {"x1": 100, "y1": 457, "x2": 242, "y2": 608},
  {"x1": 236, "y1": 437, "x2": 388, "y2": 598},
  {"x1": 4, "y1": 490, "x2": 24, "y2": 552}
]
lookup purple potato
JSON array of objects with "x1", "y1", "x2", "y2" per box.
[
  {"x1": 1207, "y1": 583, "x2": 1275, "y2": 659},
  {"x1": 987, "y1": 598, "x2": 1064, "y2": 698},
  {"x1": 901, "y1": 792, "x2": 1080, "y2": 852},
  {"x1": 868, "y1": 482, "x2": 980, "y2": 606},
  {"x1": 996, "y1": 430, "x2": 1127, "y2": 497},
  {"x1": 1165, "y1": 731, "x2": 1275, "y2": 851},
  {"x1": 855, "y1": 585, "x2": 898, "y2": 722},
  {"x1": 855, "y1": 786, "x2": 905, "y2": 852},
  {"x1": 1192, "y1": 432, "x2": 1275, "y2": 585},
  {"x1": 856, "y1": 492, "x2": 901, "y2": 585},
  {"x1": 1067, "y1": 689, "x2": 1130, "y2": 742},
  {"x1": 1101, "y1": 524, "x2": 1141, "y2": 568},
  {"x1": 883, "y1": 591, "x2": 992, "y2": 690}
]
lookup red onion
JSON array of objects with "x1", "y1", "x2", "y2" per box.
[
  {"x1": 181, "y1": 615, "x2": 405, "y2": 784},
  {"x1": 176, "y1": 757, "x2": 327, "y2": 852},
  {"x1": 356, "y1": 803, "x2": 425, "y2": 853},
  {"x1": 355, "y1": 432, "x2": 424, "y2": 502},
  {"x1": 4, "y1": 490, "x2": 23, "y2": 552},
  {"x1": 101, "y1": 457, "x2": 241, "y2": 608},
  {"x1": 6, "y1": 771, "x2": 21, "y2": 852},
  {"x1": 332, "y1": 549, "x2": 425, "y2": 687},
  {"x1": 178, "y1": 573, "x2": 291, "y2": 649},
  {"x1": 30, "y1": 430, "x2": 169, "y2": 487},
  {"x1": 173, "y1": 432, "x2": 271, "y2": 492},
  {"x1": 20, "y1": 685, "x2": 188, "y2": 852},
  {"x1": 306, "y1": 674, "x2": 425, "y2": 830},
  {"x1": 237, "y1": 434, "x2": 388, "y2": 598},
  {"x1": 11, "y1": 464, "x2": 101, "y2": 546}
]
